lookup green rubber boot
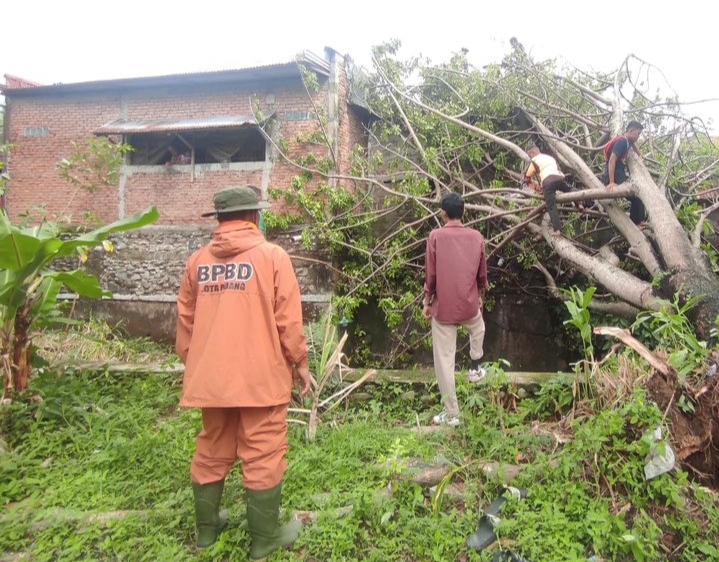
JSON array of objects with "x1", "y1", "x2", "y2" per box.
[
  {"x1": 192, "y1": 480, "x2": 228, "y2": 548},
  {"x1": 246, "y1": 482, "x2": 302, "y2": 560}
]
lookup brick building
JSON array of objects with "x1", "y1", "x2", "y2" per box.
[{"x1": 1, "y1": 49, "x2": 371, "y2": 340}]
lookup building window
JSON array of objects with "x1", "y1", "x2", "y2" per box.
[
  {"x1": 23, "y1": 126, "x2": 50, "y2": 136},
  {"x1": 127, "y1": 127, "x2": 266, "y2": 166}
]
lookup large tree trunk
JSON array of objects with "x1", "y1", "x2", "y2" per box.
[
  {"x1": 533, "y1": 113, "x2": 719, "y2": 335},
  {"x1": 527, "y1": 222, "x2": 663, "y2": 310},
  {"x1": 628, "y1": 153, "x2": 719, "y2": 336}
]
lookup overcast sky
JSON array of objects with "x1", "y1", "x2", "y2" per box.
[{"x1": 3, "y1": 0, "x2": 717, "y2": 130}]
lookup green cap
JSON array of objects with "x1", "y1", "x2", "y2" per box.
[{"x1": 202, "y1": 186, "x2": 271, "y2": 217}]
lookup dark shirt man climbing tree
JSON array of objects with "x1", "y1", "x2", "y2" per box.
[{"x1": 604, "y1": 121, "x2": 647, "y2": 226}]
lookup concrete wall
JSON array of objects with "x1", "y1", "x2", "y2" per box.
[
  {"x1": 348, "y1": 290, "x2": 573, "y2": 373},
  {"x1": 482, "y1": 293, "x2": 573, "y2": 371}
]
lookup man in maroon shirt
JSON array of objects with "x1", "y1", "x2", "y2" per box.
[{"x1": 423, "y1": 192, "x2": 488, "y2": 427}]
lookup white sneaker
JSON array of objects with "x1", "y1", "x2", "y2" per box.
[
  {"x1": 432, "y1": 410, "x2": 461, "y2": 427},
  {"x1": 468, "y1": 367, "x2": 487, "y2": 383}
]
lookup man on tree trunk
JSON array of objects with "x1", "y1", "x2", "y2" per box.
[
  {"x1": 523, "y1": 145, "x2": 583, "y2": 236},
  {"x1": 603, "y1": 121, "x2": 648, "y2": 226}
]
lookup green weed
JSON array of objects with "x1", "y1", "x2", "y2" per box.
[{"x1": 1, "y1": 329, "x2": 718, "y2": 561}]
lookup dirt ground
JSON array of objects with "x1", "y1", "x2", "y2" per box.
[{"x1": 647, "y1": 371, "x2": 719, "y2": 487}]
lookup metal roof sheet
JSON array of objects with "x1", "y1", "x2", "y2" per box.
[
  {"x1": 95, "y1": 115, "x2": 261, "y2": 134},
  {"x1": 2, "y1": 51, "x2": 330, "y2": 97}
]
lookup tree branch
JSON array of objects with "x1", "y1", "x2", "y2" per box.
[
  {"x1": 527, "y1": 221, "x2": 662, "y2": 311},
  {"x1": 693, "y1": 200, "x2": 719, "y2": 248},
  {"x1": 533, "y1": 261, "x2": 639, "y2": 319}
]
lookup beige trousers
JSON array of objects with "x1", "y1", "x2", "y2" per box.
[{"x1": 431, "y1": 309, "x2": 486, "y2": 417}]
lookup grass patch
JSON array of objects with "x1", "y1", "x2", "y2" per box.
[
  {"x1": 34, "y1": 317, "x2": 173, "y2": 366},
  {"x1": 1, "y1": 353, "x2": 718, "y2": 560}
]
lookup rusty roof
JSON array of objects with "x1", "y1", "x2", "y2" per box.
[
  {"x1": 94, "y1": 115, "x2": 267, "y2": 135},
  {"x1": 2, "y1": 51, "x2": 330, "y2": 97}
]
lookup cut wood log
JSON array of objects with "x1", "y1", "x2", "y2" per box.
[
  {"x1": 429, "y1": 482, "x2": 466, "y2": 503},
  {"x1": 374, "y1": 457, "x2": 452, "y2": 487},
  {"x1": 56, "y1": 360, "x2": 184, "y2": 375},
  {"x1": 293, "y1": 504, "x2": 354, "y2": 524},
  {"x1": 0, "y1": 553, "x2": 30, "y2": 562},
  {"x1": 374, "y1": 457, "x2": 528, "y2": 487},
  {"x1": 406, "y1": 425, "x2": 449, "y2": 434},
  {"x1": 594, "y1": 326, "x2": 672, "y2": 377},
  {"x1": 411, "y1": 466, "x2": 453, "y2": 487},
  {"x1": 478, "y1": 462, "x2": 523, "y2": 485}
]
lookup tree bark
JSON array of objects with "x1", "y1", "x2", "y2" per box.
[
  {"x1": 534, "y1": 261, "x2": 640, "y2": 319},
  {"x1": 535, "y1": 115, "x2": 719, "y2": 333},
  {"x1": 628, "y1": 154, "x2": 719, "y2": 336},
  {"x1": 528, "y1": 223, "x2": 663, "y2": 311}
]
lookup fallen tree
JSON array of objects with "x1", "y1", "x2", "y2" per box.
[
  {"x1": 263, "y1": 41, "x2": 719, "y2": 356},
  {"x1": 261, "y1": 42, "x2": 719, "y2": 483}
]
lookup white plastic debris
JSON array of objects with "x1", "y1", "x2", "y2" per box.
[{"x1": 644, "y1": 426, "x2": 676, "y2": 480}]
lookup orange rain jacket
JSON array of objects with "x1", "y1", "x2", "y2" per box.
[{"x1": 176, "y1": 220, "x2": 308, "y2": 408}]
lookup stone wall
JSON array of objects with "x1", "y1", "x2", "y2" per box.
[
  {"x1": 75, "y1": 224, "x2": 332, "y2": 342},
  {"x1": 68, "y1": 224, "x2": 575, "y2": 368}
]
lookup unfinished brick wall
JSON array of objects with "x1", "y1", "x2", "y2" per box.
[
  {"x1": 5, "y1": 96, "x2": 123, "y2": 223},
  {"x1": 4, "y1": 75, "x2": 364, "y2": 224},
  {"x1": 335, "y1": 54, "x2": 369, "y2": 179}
]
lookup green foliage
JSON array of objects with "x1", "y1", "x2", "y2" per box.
[
  {"x1": 0, "y1": 206, "x2": 159, "y2": 392},
  {"x1": 267, "y1": 167, "x2": 430, "y2": 365},
  {"x1": 0, "y1": 207, "x2": 159, "y2": 315},
  {"x1": 269, "y1": 41, "x2": 719, "y2": 368},
  {"x1": 563, "y1": 286, "x2": 596, "y2": 362},
  {"x1": 498, "y1": 389, "x2": 711, "y2": 562},
  {"x1": 35, "y1": 317, "x2": 172, "y2": 365},
  {"x1": 56, "y1": 137, "x2": 133, "y2": 193},
  {"x1": 1, "y1": 347, "x2": 717, "y2": 560},
  {"x1": 632, "y1": 294, "x2": 708, "y2": 378}
]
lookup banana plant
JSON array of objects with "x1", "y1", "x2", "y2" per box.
[{"x1": 0, "y1": 206, "x2": 160, "y2": 396}]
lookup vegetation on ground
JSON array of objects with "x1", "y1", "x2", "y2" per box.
[
  {"x1": 1, "y1": 315, "x2": 718, "y2": 561},
  {"x1": 34, "y1": 317, "x2": 173, "y2": 366}
]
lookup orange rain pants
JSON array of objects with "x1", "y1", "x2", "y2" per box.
[{"x1": 190, "y1": 404, "x2": 288, "y2": 490}]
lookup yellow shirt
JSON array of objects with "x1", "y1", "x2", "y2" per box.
[{"x1": 526, "y1": 154, "x2": 564, "y2": 184}]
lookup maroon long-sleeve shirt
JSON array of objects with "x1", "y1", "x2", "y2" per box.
[{"x1": 424, "y1": 223, "x2": 488, "y2": 324}]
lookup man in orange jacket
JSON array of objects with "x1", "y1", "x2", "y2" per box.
[{"x1": 176, "y1": 186, "x2": 313, "y2": 558}]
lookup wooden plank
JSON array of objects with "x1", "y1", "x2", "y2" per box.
[
  {"x1": 343, "y1": 368, "x2": 574, "y2": 387},
  {"x1": 344, "y1": 368, "x2": 435, "y2": 384},
  {"x1": 55, "y1": 361, "x2": 184, "y2": 375},
  {"x1": 53, "y1": 362, "x2": 574, "y2": 390},
  {"x1": 483, "y1": 371, "x2": 576, "y2": 386}
]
